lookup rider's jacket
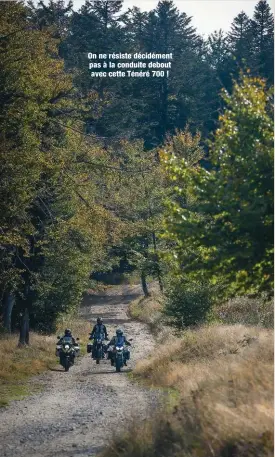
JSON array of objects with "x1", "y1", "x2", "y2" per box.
[
  {"x1": 108, "y1": 335, "x2": 131, "y2": 347},
  {"x1": 57, "y1": 335, "x2": 76, "y2": 345},
  {"x1": 90, "y1": 324, "x2": 108, "y2": 339}
]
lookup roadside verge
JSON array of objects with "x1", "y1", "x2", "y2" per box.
[
  {"x1": 100, "y1": 293, "x2": 274, "y2": 457},
  {"x1": 0, "y1": 317, "x2": 90, "y2": 407}
]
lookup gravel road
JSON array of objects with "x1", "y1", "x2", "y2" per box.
[{"x1": 0, "y1": 284, "x2": 159, "y2": 457}]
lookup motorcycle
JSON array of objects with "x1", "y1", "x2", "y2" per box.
[
  {"x1": 114, "y1": 344, "x2": 124, "y2": 372},
  {"x1": 108, "y1": 342, "x2": 131, "y2": 372},
  {"x1": 56, "y1": 336, "x2": 80, "y2": 372},
  {"x1": 87, "y1": 334, "x2": 108, "y2": 364},
  {"x1": 93, "y1": 335, "x2": 104, "y2": 364}
]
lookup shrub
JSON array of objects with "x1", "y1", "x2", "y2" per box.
[
  {"x1": 212, "y1": 294, "x2": 274, "y2": 328},
  {"x1": 163, "y1": 277, "x2": 215, "y2": 328}
]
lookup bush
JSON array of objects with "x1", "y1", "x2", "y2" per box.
[
  {"x1": 163, "y1": 278, "x2": 215, "y2": 328},
  {"x1": 212, "y1": 294, "x2": 274, "y2": 328}
]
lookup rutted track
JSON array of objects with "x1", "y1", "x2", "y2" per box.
[{"x1": 0, "y1": 284, "x2": 159, "y2": 457}]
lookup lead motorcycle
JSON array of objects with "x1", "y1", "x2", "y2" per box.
[
  {"x1": 87, "y1": 334, "x2": 108, "y2": 364},
  {"x1": 108, "y1": 342, "x2": 131, "y2": 372},
  {"x1": 56, "y1": 336, "x2": 80, "y2": 372}
]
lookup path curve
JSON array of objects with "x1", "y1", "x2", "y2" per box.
[{"x1": 0, "y1": 284, "x2": 158, "y2": 457}]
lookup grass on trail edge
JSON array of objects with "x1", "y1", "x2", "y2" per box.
[
  {"x1": 0, "y1": 317, "x2": 90, "y2": 407},
  {"x1": 100, "y1": 293, "x2": 274, "y2": 457}
]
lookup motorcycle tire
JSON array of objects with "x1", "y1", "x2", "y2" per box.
[
  {"x1": 115, "y1": 358, "x2": 122, "y2": 372},
  {"x1": 96, "y1": 359, "x2": 100, "y2": 364},
  {"x1": 64, "y1": 358, "x2": 70, "y2": 372}
]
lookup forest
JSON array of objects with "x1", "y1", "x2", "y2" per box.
[{"x1": 0, "y1": 0, "x2": 273, "y2": 342}]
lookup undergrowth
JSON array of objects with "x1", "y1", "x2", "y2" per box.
[{"x1": 101, "y1": 293, "x2": 274, "y2": 457}]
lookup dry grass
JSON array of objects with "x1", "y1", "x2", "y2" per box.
[
  {"x1": 101, "y1": 297, "x2": 274, "y2": 457},
  {"x1": 211, "y1": 296, "x2": 274, "y2": 328},
  {"x1": 129, "y1": 293, "x2": 163, "y2": 322},
  {"x1": 0, "y1": 317, "x2": 90, "y2": 406},
  {"x1": 128, "y1": 291, "x2": 166, "y2": 337},
  {"x1": 0, "y1": 333, "x2": 56, "y2": 406},
  {"x1": 55, "y1": 316, "x2": 91, "y2": 341},
  {"x1": 134, "y1": 325, "x2": 273, "y2": 386}
]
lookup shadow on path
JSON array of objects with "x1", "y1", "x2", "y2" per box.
[
  {"x1": 48, "y1": 367, "x2": 65, "y2": 373},
  {"x1": 82, "y1": 293, "x2": 140, "y2": 308},
  {"x1": 79, "y1": 368, "x2": 132, "y2": 376}
]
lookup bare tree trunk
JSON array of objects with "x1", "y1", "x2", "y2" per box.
[
  {"x1": 3, "y1": 292, "x2": 15, "y2": 333},
  {"x1": 18, "y1": 308, "x2": 30, "y2": 346},
  {"x1": 157, "y1": 268, "x2": 163, "y2": 293},
  {"x1": 141, "y1": 271, "x2": 150, "y2": 297},
  {"x1": 152, "y1": 230, "x2": 164, "y2": 293}
]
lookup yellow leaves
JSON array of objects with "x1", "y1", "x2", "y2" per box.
[
  {"x1": 236, "y1": 270, "x2": 248, "y2": 282},
  {"x1": 158, "y1": 148, "x2": 168, "y2": 162},
  {"x1": 159, "y1": 128, "x2": 204, "y2": 191}
]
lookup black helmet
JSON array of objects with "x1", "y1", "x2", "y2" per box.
[
  {"x1": 65, "y1": 328, "x2": 72, "y2": 336},
  {"x1": 116, "y1": 329, "x2": 123, "y2": 336},
  {"x1": 97, "y1": 317, "x2": 103, "y2": 324}
]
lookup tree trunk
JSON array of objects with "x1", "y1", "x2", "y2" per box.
[
  {"x1": 151, "y1": 230, "x2": 164, "y2": 293},
  {"x1": 141, "y1": 271, "x2": 150, "y2": 297},
  {"x1": 157, "y1": 269, "x2": 164, "y2": 293},
  {"x1": 3, "y1": 292, "x2": 15, "y2": 333},
  {"x1": 18, "y1": 307, "x2": 30, "y2": 346}
]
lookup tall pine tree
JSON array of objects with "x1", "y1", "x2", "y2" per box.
[{"x1": 250, "y1": 0, "x2": 274, "y2": 82}]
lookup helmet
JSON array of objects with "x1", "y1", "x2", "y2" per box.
[
  {"x1": 116, "y1": 329, "x2": 123, "y2": 336},
  {"x1": 64, "y1": 328, "x2": 72, "y2": 336},
  {"x1": 97, "y1": 317, "x2": 103, "y2": 324}
]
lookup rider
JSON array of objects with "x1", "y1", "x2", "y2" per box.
[
  {"x1": 58, "y1": 328, "x2": 76, "y2": 345},
  {"x1": 107, "y1": 329, "x2": 131, "y2": 366},
  {"x1": 57, "y1": 328, "x2": 77, "y2": 364},
  {"x1": 89, "y1": 318, "x2": 108, "y2": 357}
]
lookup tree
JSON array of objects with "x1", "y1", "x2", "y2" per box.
[
  {"x1": 250, "y1": 0, "x2": 274, "y2": 82},
  {"x1": 161, "y1": 76, "x2": 274, "y2": 299},
  {"x1": 130, "y1": 0, "x2": 216, "y2": 147},
  {"x1": 0, "y1": 1, "x2": 74, "y2": 334},
  {"x1": 228, "y1": 12, "x2": 253, "y2": 63},
  {"x1": 93, "y1": 139, "x2": 167, "y2": 295},
  {"x1": 27, "y1": 0, "x2": 73, "y2": 58},
  {"x1": 207, "y1": 29, "x2": 229, "y2": 70},
  {"x1": 0, "y1": 2, "x2": 117, "y2": 338}
]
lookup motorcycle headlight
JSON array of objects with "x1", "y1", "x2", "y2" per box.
[
  {"x1": 65, "y1": 345, "x2": 70, "y2": 350},
  {"x1": 116, "y1": 346, "x2": 123, "y2": 351}
]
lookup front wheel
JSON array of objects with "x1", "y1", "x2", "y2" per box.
[
  {"x1": 64, "y1": 358, "x2": 70, "y2": 372},
  {"x1": 115, "y1": 357, "x2": 122, "y2": 372},
  {"x1": 95, "y1": 345, "x2": 103, "y2": 362}
]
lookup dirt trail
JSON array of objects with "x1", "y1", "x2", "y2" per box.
[{"x1": 0, "y1": 284, "x2": 159, "y2": 457}]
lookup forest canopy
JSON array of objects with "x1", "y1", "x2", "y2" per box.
[{"x1": 0, "y1": 0, "x2": 273, "y2": 339}]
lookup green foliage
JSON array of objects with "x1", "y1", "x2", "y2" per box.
[
  {"x1": 251, "y1": 0, "x2": 274, "y2": 81},
  {"x1": 92, "y1": 139, "x2": 167, "y2": 288},
  {"x1": 0, "y1": 2, "x2": 123, "y2": 332},
  {"x1": 164, "y1": 276, "x2": 214, "y2": 328},
  {"x1": 0, "y1": 0, "x2": 274, "y2": 335},
  {"x1": 162, "y1": 75, "x2": 273, "y2": 303},
  {"x1": 207, "y1": 1, "x2": 274, "y2": 90}
]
